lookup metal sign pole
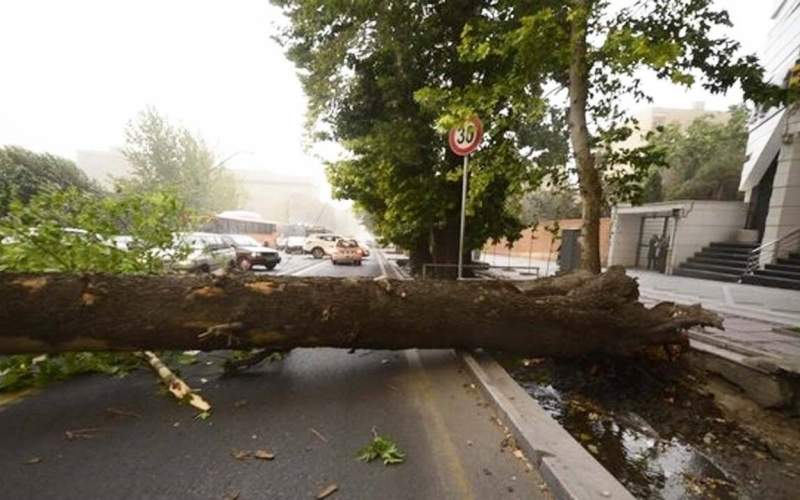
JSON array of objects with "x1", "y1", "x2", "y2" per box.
[{"x1": 458, "y1": 154, "x2": 468, "y2": 280}]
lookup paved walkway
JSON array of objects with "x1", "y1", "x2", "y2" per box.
[
  {"x1": 631, "y1": 270, "x2": 800, "y2": 376},
  {"x1": 630, "y1": 270, "x2": 800, "y2": 325}
]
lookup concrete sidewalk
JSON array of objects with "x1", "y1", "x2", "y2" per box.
[
  {"x1": 631, "y1": 270, "x2": 800, "y2": 408},
  {"x1": 630, "y1": 270, "x2": 800, "y2": 325}
]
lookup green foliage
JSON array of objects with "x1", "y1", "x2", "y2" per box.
[
  {"x1": 518, "y1": 189, "x2": 582, "y2": 225},
  {"x1": 641, "y1": 170, "x2": 664, "y2": 203},
  {"x1": 272, "y1": 0, "x2": 789, "y2": 269},
  {"x1": 646, "y1": 106, "x2": 748, "y2": 201},
  {"x1": 0, "y1": 188, "x2": 190, "y2": 273},
  {"x1": 0, "y1": 187, "x2": 192, "y2": 392},
  {"x1": 457, "y1": 0, "x2": 786, "y2": 197},
  {"x1": 118, "y1": 107, "x2": 242, "y2": 214},
  {"x1": 0, "y1": 353, "x2": 140, "y2": 392},
  {"x1": 357, "y1": 433, "x2": 405, "y2": 465},
  {"x1": 0, "y1": 146, "x2": 99, "y2": 216},
  {"x1": 273, "y1": 0, "x2": 560, "y2": 263}
]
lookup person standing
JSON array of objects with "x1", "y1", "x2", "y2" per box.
[
  {"x1": 647, "y1": 234, "x2": 659, "y2": 270},
  {"x1": 657, "y1": 235, "x2": 670, "y2": 273}
]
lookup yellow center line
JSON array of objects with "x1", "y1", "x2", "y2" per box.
[{"x1": 403, "y1": 349, "x2": 476, "y2": 500}]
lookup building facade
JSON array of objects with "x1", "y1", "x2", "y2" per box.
[
  {"x1": 740, "y1": 0, "x2": 800, "y2": 247},
  {"x1": 608, "y1": 1, "x2": 800, "y2": 288}
]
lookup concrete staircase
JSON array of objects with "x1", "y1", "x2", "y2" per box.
[
  {"x1": 742, "y1": 251, "x2": 800, "y2": 290},
  {"x1": 674, "y1": 241, "x2": 757, "y2": 282}
]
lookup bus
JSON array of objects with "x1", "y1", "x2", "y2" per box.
[{"x1": 205, "y1": 210, "x2": 280, "y2": 247}]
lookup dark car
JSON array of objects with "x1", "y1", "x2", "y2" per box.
[{"x1": 222, "y1": 234, "x2": 282, "y2": 271}]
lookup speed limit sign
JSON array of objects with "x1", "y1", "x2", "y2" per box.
[{"x1": 448, "y1": 116, "x2": 483, "y2": 156}]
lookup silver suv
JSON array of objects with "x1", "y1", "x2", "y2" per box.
[{"x1": 171, "y1": 232, "x2": 236, "y2": 273}]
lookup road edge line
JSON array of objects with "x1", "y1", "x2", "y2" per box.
[{"x1": 459, "y1": 350, "x2": 635, "y2": 500}]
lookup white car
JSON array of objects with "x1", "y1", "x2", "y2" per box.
[
  {"x1": 171, "y1": 232, "x2": 236, "y2": 273},
  {"x1": 303, "y1": 234, "x2": 342, "y2": 259}
]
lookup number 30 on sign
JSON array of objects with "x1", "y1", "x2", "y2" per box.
[{"x1": 448, "y1": 116, "x2": 483, "y2": 156}]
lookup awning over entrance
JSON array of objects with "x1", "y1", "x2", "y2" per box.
[{"x1": 740, "y1": 109, "x2": 786, "y2": 192}]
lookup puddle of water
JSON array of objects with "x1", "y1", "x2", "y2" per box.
[{"x1": 505, "y1": 360, "x2": 738, "y2": 500}]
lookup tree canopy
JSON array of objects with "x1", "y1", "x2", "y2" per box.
[
  {"x1": 0, "y1": 146, "x2": 99, "y2": 216},
  {"x1": 272, "y1": 0, "x2": 564, "y2": 268},
  {"x1": 117, "y1": 107, "x2": 241, "y2": 215},
  {"x1": 273, "y1": 0, "x2": 789, "y2": 273},
  {"x1": 643, "y1": 106, "x2": 748, "y2": 202},
  {"x1": 453, "y1": 0, "x2": 787, "y2": 272}
]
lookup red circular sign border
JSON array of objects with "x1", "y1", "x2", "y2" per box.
[{"x1": 448, "y1": 116, "x2": 484, "y2": 157}]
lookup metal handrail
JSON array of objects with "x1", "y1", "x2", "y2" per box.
[{"x1": 744, "y1": 227, "x2": 800, "y2": 275}]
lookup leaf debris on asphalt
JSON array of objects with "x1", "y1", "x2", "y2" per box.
[
  {"x1": 316, "y1": 484, "x2": 338, "y2": 499},
  {"x1": 106, "y1": 407, "x2": 141, "y2": 419},
  {"x1": 357, "y1": 428, "x2": 405, "y2": 465},
  {"x1": 310, "y1": 427, "x2": 328, "y2": 443},
  {"x1": 254, "y1": 449, "x2": 275, "y2": 460},
  {"x1": 65, "y1": 428, "x2": 103, "y2": 440}
]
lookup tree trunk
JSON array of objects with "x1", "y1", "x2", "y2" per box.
[
  {"x1": 0, "y1": 268, "x2": 720, "y2": 357},
  {"x1": 568, "y1": 0, "x2": 603, "y2": 274},
  {"x1": 408, "y1": 234, "x2": 432, "y2": 274}
]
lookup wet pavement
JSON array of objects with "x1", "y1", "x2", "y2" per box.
[{"x1": 499, "y1": 355, "x2": 800, "y2": 500}]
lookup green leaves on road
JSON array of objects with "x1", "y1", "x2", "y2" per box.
[
  {"x1": 0, "y1": 353, "x2": 139, "y2": 392},
  {"x1": 357, "y1": 432, "x2": 405, "y2": 466}
]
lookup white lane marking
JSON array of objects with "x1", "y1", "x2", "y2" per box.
[{"x1": 288, "y1": 259, "x2": 330, "y2": 276}]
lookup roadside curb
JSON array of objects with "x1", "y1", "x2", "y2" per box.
[{"x1": 459, "y1": 351, "x2": 634, "y2": 500}]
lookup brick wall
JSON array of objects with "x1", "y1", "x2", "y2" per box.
[{"x1": 483, "y1": 218, "x2": 611, "y2": 265}]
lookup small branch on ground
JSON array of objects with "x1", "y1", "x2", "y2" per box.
[
  {"x1": 223, "y1": 349, "x2": 287, "y2": 374},
  {"x1": 141, "y1": 351, "x2": 210, "y2": 412},
  {"x1": 106, "y1": 407, "x2": 141, "y2": 419}
]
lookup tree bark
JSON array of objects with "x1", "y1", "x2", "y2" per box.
[
  {"x1": 408, "y1": 235, "x2": 432, "y2": 274},
  {"x1": 568, "y1": 0, "x2": 603, "y2": 274},
  {"x1": 0, "y1": 267, "x2": 720, "y2": 357}
]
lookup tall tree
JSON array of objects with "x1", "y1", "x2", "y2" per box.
[
  {"x1": 457, "y1": 0, "x2": 788, "y2": 273},
  {"x1": 0, "y1": 146, "x2": 99, "y2": 216},
  {"x1": 647, "y1": 106, "x2": 749, "y2": 201},
  {"x1": 273, "y1": 0, "x2": 562, "y2": 270},
  {"x1": 118, "y1": 107, "x2": 241, "y2": 214}
]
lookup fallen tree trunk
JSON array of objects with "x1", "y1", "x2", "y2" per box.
[{"x1": 0, "y1": 267, "x2": 721, "y2": 357}]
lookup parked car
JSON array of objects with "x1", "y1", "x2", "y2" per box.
[
  {"x1": 284, "y1": 236, "x2": 306, "y2": 254},
  {"x1": 356, "y1": 240, "x2": 371, "y2": 258},
  {"x1": 170, "y1": 232, "x2": 236, "y2": 273},
  {"x1": 303, "y1": 233, "x2": 342, "y2": 259},
  {"x1": 332, "y1": 238, "x2": 363, "y2": 265},
  {"x1": 221, "y1": 233, "x2": 281, "y2": 271}
]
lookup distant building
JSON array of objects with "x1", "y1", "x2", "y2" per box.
[
  {"x1": 618, "y1": 103, "x2": 729, "y2": 151},
  {"x1": 232, "y1": 169, "x2": 363, "y2": 236},
  {"x1": 75, "y1": 149, "x2": 133, "y2": 188},
  {"x1": 232, "y1": 169, "x2": 321, "y2": 225}
]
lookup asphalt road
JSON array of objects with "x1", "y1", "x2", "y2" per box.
[{"x1": 0, "y1": 251, "x2": 548, "y2": 499}]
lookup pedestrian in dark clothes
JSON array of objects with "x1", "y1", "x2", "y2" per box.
[{"x1": 647, "y1": 234, "x2": 659, "y2": 270}]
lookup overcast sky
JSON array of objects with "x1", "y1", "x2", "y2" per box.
[{"x1": 0, "y1": 0, "x2": 777, "y2": 197}]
